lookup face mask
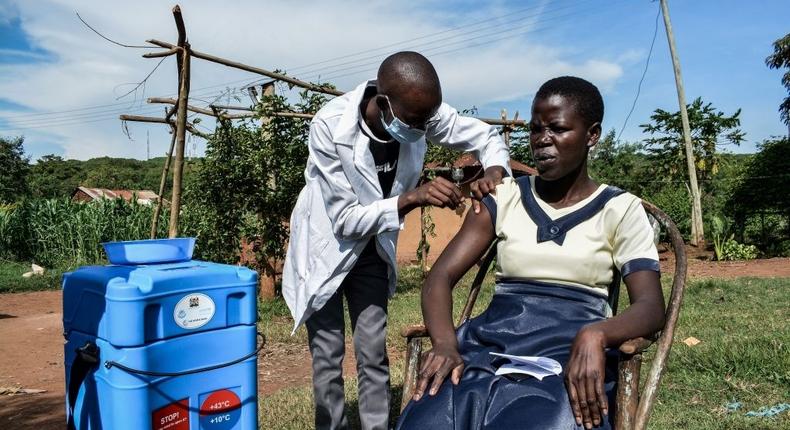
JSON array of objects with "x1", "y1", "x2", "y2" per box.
[{"x1": 379, "y1": 95, "x2": 426, "y2": 144}]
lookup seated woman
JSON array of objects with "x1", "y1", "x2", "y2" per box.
[{"x1": 396, "y1": 76, "x2": 665, "y2": 430}]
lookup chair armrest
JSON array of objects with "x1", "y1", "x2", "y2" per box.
[
  {"x1": 619, "y1": 336, "x2": 656, "y2": 355},
  {"x1": 401, "y1": 324, "x2": 429, "y2": 338}
]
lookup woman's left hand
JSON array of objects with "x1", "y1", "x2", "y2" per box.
[{"x1": 565, "y1": 326, "x2": 608, "y2": 429}]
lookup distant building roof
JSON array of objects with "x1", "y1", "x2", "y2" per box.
[{"x1": 71, "y1": 187, "x2": 163, "y2": 205}]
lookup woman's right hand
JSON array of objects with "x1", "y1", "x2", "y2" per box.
[{"x1": 412, "y1": 342, "x2": 465, "y2": 401}]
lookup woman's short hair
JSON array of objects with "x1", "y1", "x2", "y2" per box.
[{"x1": 534, "y1": 76, "x2": 604, "y2": 126}]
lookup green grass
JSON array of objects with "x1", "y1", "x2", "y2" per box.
[
  {"x1": 2, "y1": 259, "x2": 785, "y2": 428},
  {"x1": 0, "y1": 260, "x2": 62, "y2": 293},
  {"x1": 256, "y1": 265, "x2": 494, "y2": 349},
  {"x1": 258, "y1": 273, "x2": 790, "y2": 429},
  {"x1": 647, "y1": 277, "x2": 789, "y2": 429}
]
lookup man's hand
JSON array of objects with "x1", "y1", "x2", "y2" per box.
[
  {"x1": 565, "y1": 326, "x2": 608, "y2": 430},
  {"x1": 412, "y1": 342, "x2": 465, "y2": 401},
  {"x1": 402, "y1": 176, "x2": 463, "y2": 212},
  {"x1": 469, "y1": 166, "x2": 506, "y2": 213}
]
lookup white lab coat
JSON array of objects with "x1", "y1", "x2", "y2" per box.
[{"x1": 282, "y1": 80, "x2": 511, "y2": 331}]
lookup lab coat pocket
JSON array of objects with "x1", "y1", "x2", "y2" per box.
[
  {"x1": 306, "y1": 224, "x2": 331, "y2": 278},
  {"x1": 289, "y1": 189, "x2": 314, "y2": 283}
]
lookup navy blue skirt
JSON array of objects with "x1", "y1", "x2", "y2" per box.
[{"x1": 397, "y1": 281, "x2": 618, "y2": 430}]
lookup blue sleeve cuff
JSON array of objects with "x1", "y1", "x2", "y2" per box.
[
  {"x1": 621, "y1": 258, "x2": 660, "y2": 278},
  {"x1": 481, "y1": 195, "x2": 497, "y2": 228}
]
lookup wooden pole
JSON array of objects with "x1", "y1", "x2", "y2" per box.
[
  {"x1": 168, "y1": 5, "x2": 190, "y2": 238},
  {"x1": 479, "y1": 117, "x2": 526, "y2": 127},
  {"x1": 145, "y1": 98, "x2": 525, "y2": 127},
  {"x1": 501, "y1": 109, "x2": 510, "y2": 147},
  {"x1": 146, "y1": 38, "x2": 344, "y2": 96},
  {"x1": 660, "y1": 0, "x2": 705, "y2": 246},
  {"x1": 419, "y1": 206, "x2": 429, "y2": 278},
  {"x1": 118, "y1": 114, "x2": 206, "y2": 137},
  {"x1": 149, "y1": 97, "x2": 248, "y2": 119},
  {"x1": 147, "y1": 97, "x2": 315, "y2": 120},
  {"x1": 258, "y1": 82, "x2": 277, "y2": 301},
  {"x1": 260, "y1": 82, "x2": 276, "y2": 125},
  {"x1": 151, "y1": 126, "x2": 176, "y2": 238}
]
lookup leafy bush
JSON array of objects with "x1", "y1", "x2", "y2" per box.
[
  {"x1": 185, "y1": 88, "x2": 329, "y2": 271},
  {"x1": 727, "y1": 137, "x2": 790, "y2": 256},
  {"x1": 709, "y1": 215, "x2": 728, "y2": 261},
  {"x1": 720, "y1": 239, "x2": 758, "y2": 261},
  {"x1": 644, "y1": 185, "x2": 692, "y2": 240},
  {"x1": 0, "y1": 204, "x2": 27, "y2": 260}
]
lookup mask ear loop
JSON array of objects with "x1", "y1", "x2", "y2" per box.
[{"x1": 377, "y1": 94, "x2": 396, "y2": 125}]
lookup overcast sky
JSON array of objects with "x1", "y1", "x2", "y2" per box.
[{"x1": 0, "y1": 0, "x2": 788, "y2": 161}]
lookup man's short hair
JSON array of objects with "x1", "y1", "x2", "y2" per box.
[
  {"x1": 378, "y1": 51, "x2": 441, "y2": 100},
  {"x1": 534, "y1": 76, "x2": 604, "y2": 126}
]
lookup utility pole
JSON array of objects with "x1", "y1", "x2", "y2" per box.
[
  {"x1": 146, "y1": 130, "x2": 150, "y2": 160},
  {"x1": 660, "y1": 0, "x2": 705, "y2": 246}
]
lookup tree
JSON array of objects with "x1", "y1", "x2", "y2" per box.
[
  {"x1": 728, "y1": 137, "x2": 790, "y2": 253},
  {"x1": 508, "y1": 124, "x2": 533, "y2": 166},
  {"x1": 766, "y1": 32, "x2": 790, "y2": 130},
  {"x1": 641, "y1": 98, "x2": 744, "y2": 184},
  {"x1": 589, "y1": 129, "x2": 653, "y2": 196},
  {"x1": 640, "y1": 98, "x2": 744, "y2": 243},
  {"x1": 27, "y1": 155, "x2": 84, "y2": 199},
  {"x1": 182, "y1": 87, "x2": 329, "y2": 285},
  {"x1": 0, "y1": 136, "x2": 30, "y2": 203}
]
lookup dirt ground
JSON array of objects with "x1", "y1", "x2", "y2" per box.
[{"x1": 1, "y1": 254, "x2": 788, "y2": 429}]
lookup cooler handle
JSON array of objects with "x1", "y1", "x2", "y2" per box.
[{"x1": 104, "y1": 332, "x2": 265, "y2": 377}]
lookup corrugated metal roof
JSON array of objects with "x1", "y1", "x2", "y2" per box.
[{"x1": 72, "y1": 187, "x2": 163, "y2": 205}]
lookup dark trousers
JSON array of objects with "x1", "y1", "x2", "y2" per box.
[{"x1": 306, "y1": 240, "x2": 391, "y2": 430}]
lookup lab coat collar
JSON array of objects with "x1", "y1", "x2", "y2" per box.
[
  {"x1": 332, "y1": 80, "x2": 374, "y2": 145},
  {"x1": 332, "y1": 79, "x2": 426, "y2": 199},
  {"x1": 332, "y1": 80, "x2": 382, "y2": 197}
]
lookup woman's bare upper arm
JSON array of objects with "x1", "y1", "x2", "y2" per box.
[{"x1": 426, "y1": 203, "x2": 497, "y2": 287}]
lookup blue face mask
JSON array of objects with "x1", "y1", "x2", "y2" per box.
[{"x1": 379, "y1": 95, "x2": 426, "y2": 144}]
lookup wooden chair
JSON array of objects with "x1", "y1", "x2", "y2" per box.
[{"x1": 399, "y1": 201, "x2": 687, "y2": 430}]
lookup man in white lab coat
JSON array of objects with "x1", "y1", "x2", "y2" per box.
[{"x1": 282, "y1": 51, "x2": 511, "y2": 430}]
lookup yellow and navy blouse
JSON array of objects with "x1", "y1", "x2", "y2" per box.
[{"x1": 482, "y1": 176, "x2": 660, "y2": 297}]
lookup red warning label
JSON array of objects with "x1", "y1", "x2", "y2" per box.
[
  {"x1": 152, "y1": 398, "x2": 190, "y2": 430},
  {"x1": 199, "y1": 389, "x2": 241, "y2": 415}
]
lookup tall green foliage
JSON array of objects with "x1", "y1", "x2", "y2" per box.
[
  {"x1": 0, "y1": 198, "x2": 169, "y2": 268},
  {"x1": 729, "y1": 137, "x2": 790, "y2": 215},
  {"x1": 26, "y1": 155, "x2": 186, "y2": 199},
  {"x1": 28, "y1": 155, "x2": 84, "y2": 199},
  {"x1": 184, "y1": 89, "x2": 329, "y2": 268},
  {"x1": 0, "y1": 136, "x2": 30, "y2": 203},
  {"x1": 766, "y1": 32, "x2": 790, "y2": 127},
  {"x1": 640, "y1": 98, "x2": 744, "y2": 185},
  {"x1": 589, "y1": 130, "x2": 654, "y2": 196},
  {"x1": 508, "y1": 124, "x2": 533, "y2": 166},
  {"x1": 727, "y1": 137, "x2": 790, "y2": 255}
]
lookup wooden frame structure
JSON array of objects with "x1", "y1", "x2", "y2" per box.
[{"x1": 119, "y1": 5, "x2": 530, "y2": 239}]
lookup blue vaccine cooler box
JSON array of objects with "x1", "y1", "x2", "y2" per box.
[{"x1": 62, "y1": 238, "x2": 259, "y2": 430}]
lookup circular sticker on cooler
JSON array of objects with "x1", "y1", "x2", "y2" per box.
[
  {"x1": 200, "y1": 389, "x2": 241, "y2": 430},
  {"x1": 173, "y1": 293, "x2": 216, "y2": 329}
]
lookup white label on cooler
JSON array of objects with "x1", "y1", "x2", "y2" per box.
[{"x1": 174, "y1": 293, "x2": 216, "y2": 329}]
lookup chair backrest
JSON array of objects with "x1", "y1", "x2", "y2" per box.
[{"x1": 632, "y1": 201, "x2": 687, "y2": 429}]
